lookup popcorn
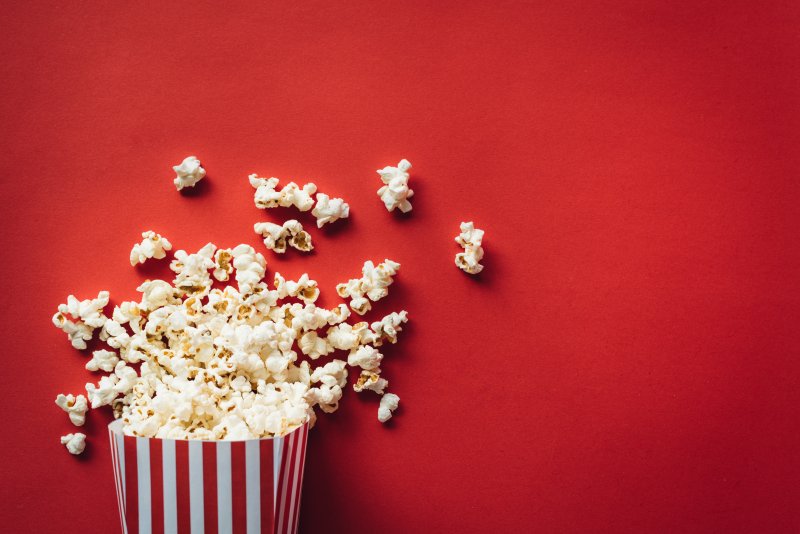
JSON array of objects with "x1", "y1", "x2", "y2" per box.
[
  {"x1": 61, "y1": 433, "x2": 87, "y2": 455},
  {"x1": 86, "y1": 374, "x2": 120, "y2": 409},
  {"x1": 377, "y1": 159, "x2": 414, "y2": 213},
  {"x1": 369, "y1": 310, "x2": 409, "y2": 346},
  {"x1": 249, "y1": 175, "x2": 317, "y2": 211},
  {"x1": 52, "y1": 312, "x2": 94, "y2": 349},
  {"x1": 254, "y1": 220, "x2": 313, "y2": 253},
  {"x1": 231, "y1": 244, "x2": 266, "y2": 295},
  {"x1": 173, "y1": 156, "x2": 206, "y2": 191},
  {"x1": 336, "y1": 259, "x2": 400, "y2": 315},
  {"x1": 55, "y1": 394, "x2": 89, "y2": 426},
  {"x1": 378, "y1": 393, "x2": 400, "y2": 423},
  {"x1": 347, "y1": 345, "x2": 383, "y2": 371},
  {"x1": 455, "y1": 221, "x2": 485, "y2": 275},
  {"x1": 85, "y1": 349, "x2": 119, "y2": 372},
  {"x1": 130, "y1": 231, "x2": 173, "y2": 266},
  {"x1": 212, "y1": 248, "x2": 234, "y2": 281},
  {"x1": 298, "y1": 332, "x2": 332, "y2": 360},
  {"x1": 353, "y1": 371, "x2": 388, "y2": 395},
  {"x1": 311, "y1": 193, "x2": 350, "y2": 227},
  {"x1": 170, "y1": 243, "x2": 216, "y2": 296},
  {"x1": 54, "y1": 158, "x2": 413, "y2": 443},
  {"x1": 57, "y1": 291, "x2": 109, "y2": 329}
]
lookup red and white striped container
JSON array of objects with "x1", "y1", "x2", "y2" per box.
[{"x1": 108, "y1": 420, "x2": 309, "y2": 534}]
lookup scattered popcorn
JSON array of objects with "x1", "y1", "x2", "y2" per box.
[
  {"x1": 130, "y1": 231, "x2": 173, "y2": 266},
  {"x1": 353, "y1": 371, "x2": 388, "y2": 394},
  {"x1": 55, "y1": 394, "x2": 89, "y2": 426},
  {"x1": 61, "y1": 433, "x2": 87, "y2": 455},
  {"x1": 336, "y1": 259, "x2": 400, "y2": 315},
  {"x1": 455, "y1": 221, "x2": 485, "y2": 275},
  {"x1": 254, "y1": 220, "x2": 313, "y2": 253},
  {"x1": 347, "y1": 345, "x2": 383, "y2": 371},
  {"x1": 377, "y1": 159, "x2": 414, "y2": 213},
  {"x1": 248, "y1": 175, "x2": 317, "y2": 211},
  {"x1": 51, "y1": 291, "x2": 109, "y2": 349},
  {"x1": 369, "y1": 311, "x2": 409, "y2": 346},
  {"x1": 54, "y1": 245, "x2": 408, "y2": 440},
  {"x1": 173, "y1": 156, "x2": 206, "y2": 191},
  {"x1": 231, "y1": 244, "x2": 266, "y2": 295},
  {"x1": 378, "y1": 393, "x2": 400, "y2": 423},
  {"x1": 311, "y1": 193, "x2": 350, "y2": 228},
  {"x1": 54, "y1": 158, "x2": 416, "y2": 443},
  {"x1": 85, "y1": 349, "x2": 119, "y2": 372},
  {"x1": 213, "y1": 248, "x2": 234, "y2": 281}
]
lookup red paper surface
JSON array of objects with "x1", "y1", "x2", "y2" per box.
[{"x1": 1, "y1": 1, "x2": 799, "y2": 532}]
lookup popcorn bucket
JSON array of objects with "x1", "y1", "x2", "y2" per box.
[{"x1": 108, "y1": 420, "x2": 309, "y2": 534}]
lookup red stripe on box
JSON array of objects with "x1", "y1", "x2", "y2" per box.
[
  {"x1": 202, "y1": 441, "x2": 218, "y2": 532},
  {"x1": 260, "y1": 438, "x2": 274, "y2": 534},
  {"x1": 150, "y1": 439, "x2": 164, "y2": 534},
  {"x1": 231, "y1": 441, "x2": 247, "y2": 534},
  {"x1": 109, "y1": 428, "x2": 125, "y2": 534},
  {"x1": 174, "y1": 440, "x2": 191, "y2": 534},
  {"x1": 278, "y1": 431, "x2": 298, "y2": 534},
  {"x1": 124, "y1": 436, "x2": 139, "y2": 534}
]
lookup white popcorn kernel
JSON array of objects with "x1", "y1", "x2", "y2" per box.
[
  {"x1": 86, "y1": 374, "x2": 120, "y2": 408},
  {"x1": 298, "y1": 332, "x2": 333, "y2": 360},
  {"x1": 347, "y1": 345, "x2": 383, "y2": 371},
  {"x1": 137, "y1": 280, "x2": 178, "y2": 310},
  {"x1": 455, "y1": 221, "x2": 485, "y2": 275},
  {"x1": 173, "y1": 156, "x2": 206, "y2": 191},
  {"x1": 369, "y1": 310, "x2": 409, "y2": 347},
  {"x1": 212, "y1": 248, "x2": 234, "y2": 282},
  {"x1": 231, "y1": 244, "x2": 267, "y2": 295},
  {"x1": 249, "y1": 175, "x2": 317, "y2": 211},
  {"x1": 353, "y1": 371, "x2": 388, "y2": 395},
  {"x1": 254, "y1": 220, "x2": 313, "y2": 254},
  {"x1": 249, "y1": 175, "x2": 282, "y2": 208},
  {"x1": 378, "y1": 393, "x2": 400, "y2": 423},
  {"x1": 55, "y1": 394, "x2": 89, "y2": 426},
  {"x1": 377, "y1": 159, "x2": 414, "y2": 213},
  {"x1": 326, "y1": 323, "x2": 364, "y2": 351},
  {"x1": 336, "y1": 259, "x2": 400, "y2": 315},
  {"x1": 311, "y1": 193, "x2": 350, "y2": 228},
  {"x1": 170, "y1": 243, "x2": 217, "y2": 296},
  {"x1": 85, "y1": 349, "x2": 119, "y2": 372},
  {"x1": 52, "y1": 312, "x2": 94, "y2": 350},
  {"x1": 61, "y1": 433, "x2": 87, "y2": 455},
  {"x1": 307, "y1": 359, "x2": 348, "y2": 413},
  {"x1": 57, "y1": 291, "x2": 110, "y2": 329},
  {"x1": 280, "y1": 182, "x2": 318, "y2": 212},
  {"x1": 130, "y1": 231, "x2": 173, "y2": 266}
]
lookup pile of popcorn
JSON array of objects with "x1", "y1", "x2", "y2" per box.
[{"x1": 53, "y1": 156, "x2": 485, "y2": 454}]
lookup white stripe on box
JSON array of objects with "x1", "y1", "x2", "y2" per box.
[
  {"x1": 276, "y1": 432, "x2": 293, "y2": 534},
  {"x1": 216, "y1": 442, "x2": 233, "y2": 534},
  {"x1": 137, "y1": 437, "x2": 152, "y2": 534},
  {"x1": 273, "y1": 436, "x2": 283, "y2": 513},
  {"x1": 245, "y1": 441, "x2": 260, "y2": 534},
  {"x1": 188, "y1": 440, "x2": 204, "y2": 534},
  {"x1": 161, "y1": 440, "x2": 178, "y2": 534},
  {"x1": 287, "y1": 431, "x2": 300, "y2": 534},
  {"x1": 289, "y1": 425, "x2": 306, "y2": 534}
]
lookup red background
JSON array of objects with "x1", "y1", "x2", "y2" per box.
[{"x1": 1, "y1": 1, "x2": 799, "y2": 532}]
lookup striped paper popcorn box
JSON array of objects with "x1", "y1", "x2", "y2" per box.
[{"x1": 108, "y1": 420, "x2": 310, "y2": 534}]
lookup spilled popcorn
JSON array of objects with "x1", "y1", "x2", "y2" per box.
[
  {"x1": 173, "y1": 156, "x2": 206, "y2": 191},
  {"x1": 130, "y1": 231, "x2": 173, "y2": 266},
  {"x1": 377, "y1": 159, "x2": 414, "y2": 213},
  {"x1": 52, "y1": 158, "x2": 439, "y2": 453},
  {"x1": 455, "y1": 221, "x2": 485, "y2": 275}
]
